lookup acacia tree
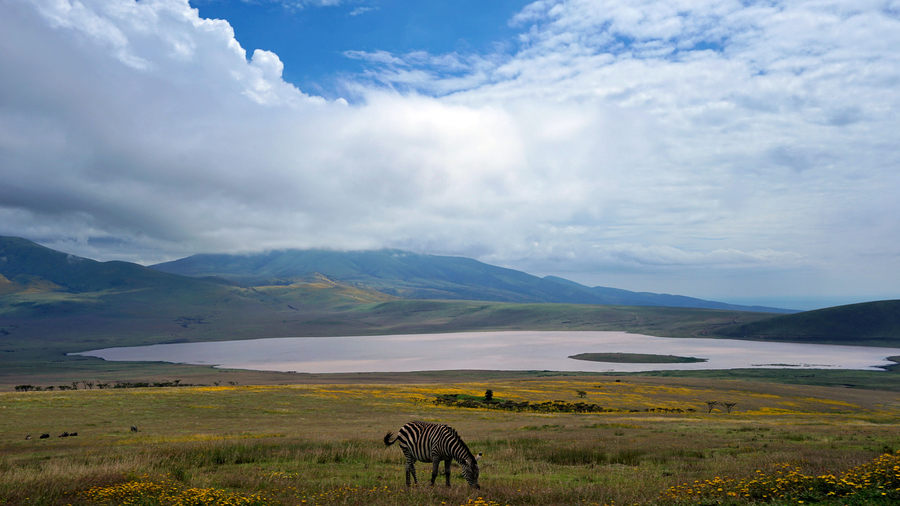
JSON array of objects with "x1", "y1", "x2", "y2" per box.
[
  {"x1": 723, "y1": 402, "x2": 737, "y2": 413},
  {"x1": 484, "y1": 389, "x2": 494, "y2": 402},
  {"x1": 706, "y1": 401, "x2": 719, "y2": 413}
]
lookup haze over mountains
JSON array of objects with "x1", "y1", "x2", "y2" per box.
[{"x1": 150, "y1": 249, "x2": 793, "y2": 313}]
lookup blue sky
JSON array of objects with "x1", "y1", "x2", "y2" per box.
[
  {"x1": 2, "y1": 0, "x2": 900, "y2": 310},
  {"x1": 190, "y1": 0, "x2": 532, "y2": 97}
]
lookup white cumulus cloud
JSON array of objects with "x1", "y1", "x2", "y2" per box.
[{"x1": 1, "y1": 0, "x2": 899, "y2": 304}]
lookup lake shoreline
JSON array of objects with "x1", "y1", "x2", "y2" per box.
[{"x1": 72, "y1": 330, "x2": 900, "y2": 375}]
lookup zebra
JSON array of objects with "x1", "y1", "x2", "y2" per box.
[{"x1": 384, "y1": 421, "x2": 480, "y2": 489}]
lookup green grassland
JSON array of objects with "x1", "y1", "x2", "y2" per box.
[
  {"x1": 2, "y1": 377, "x2": 900, "y2": 506},
  {"x1": 5, "y1": 237, "x2": 900, "y2": 506}
]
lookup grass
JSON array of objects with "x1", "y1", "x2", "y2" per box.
[
  {"x1": 623, "y1": 367, "x2": 900, "y2": 392},
  {"x1": 2, "y1": 377, "x2": 900, "y2": 506}
]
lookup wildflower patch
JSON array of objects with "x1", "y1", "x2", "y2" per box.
[
  {"x1": 78, "y1": 474, "x2": 271, "y2": 505},
  {"x1": 663, "y1": 451, "x2": 900, "y2": 503}
]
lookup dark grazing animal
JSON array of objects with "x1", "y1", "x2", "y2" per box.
[
  {"x1": 131, "y1": 426, "x2": 138, "y2": 433},
  {"x1": 384, "y1": 421, "x2": 480, "y2": 489},
  {"x1": 39, "y1": 433, "x2": 49, "y2": 439}
]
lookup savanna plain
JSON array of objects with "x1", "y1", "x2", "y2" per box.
[{"x1": 3, "y1": 375, "x2": 900, "y2": 506}]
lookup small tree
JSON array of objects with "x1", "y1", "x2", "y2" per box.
[
  {"x1": 706, "y1": 401, "x2": 719, "y2": 413},
  {"x1": 484, "y1": 389, "x2": 494, "y2": 402},
  {"x1": 723, "y1": 402, "x2": 737, "y2": 413},
  {"x1": 576, "y1": 390, "x2": 587, "y2": 398}
]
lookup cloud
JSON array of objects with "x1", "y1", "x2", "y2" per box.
[
  {"x1": 348, "y1": 6, "x2": 374, "y2": 16},
  {"x1": 591, "y1": 244, "x2": 807, "y2": 268},
  {"x1": 1, "y1": 0, "x2": 899, "y2": 302},
  {"x1": 256, "y1": 0, "x2": 353, "y2": 10}
]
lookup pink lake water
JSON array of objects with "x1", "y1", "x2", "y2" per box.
[{"x1": 71, "y1": 331, "x2": 900, "y2": 374}]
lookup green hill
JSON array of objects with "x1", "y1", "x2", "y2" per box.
[
  {"x1": 0, "y1": 236, "x2": 190, "y2": 293},
  {"x1": 152, "y1": 249, "x2": 792, "y2": 313},
  {"x1": 713, "y1": 299, "x2": 900, "y2": 346}
]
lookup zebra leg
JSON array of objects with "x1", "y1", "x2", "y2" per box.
[
  {"x1": 406, "y1": 459, "x2": 418, "y2": 487},
  {"x1": 430, "y1": 458, "x2": 440, "y2": 486},
  {"x1": 444, "y1": 458, "x2": 451, "y2": 486}
]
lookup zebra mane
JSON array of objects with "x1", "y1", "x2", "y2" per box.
[{"x1": 444, "y1": 425, "x2": 476, "y2": 462}]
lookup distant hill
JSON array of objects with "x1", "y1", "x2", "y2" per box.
[
  {"x1": 0, "y1": 236, "x2": 392, "y2": 320},
  {"x1": 713, "y1": 300, "x2": 900, "y2": 346},
  {"x1": 0, "y1": 235, "x2": 190, "y2": 293},
  {"x1": 152, "y1": 249, "x2": 793, "y2": 313},
  {"x1": 544, "y1": 276, "x2": 789, "y2": 313}
]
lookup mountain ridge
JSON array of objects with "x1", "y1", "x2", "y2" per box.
[{"x1": 151, "y1": 248, "x2": 795, "y2": 313}]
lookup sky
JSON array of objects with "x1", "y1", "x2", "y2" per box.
[{"x1": 1, "y1": 0, "x2": 899, "y2": 311}]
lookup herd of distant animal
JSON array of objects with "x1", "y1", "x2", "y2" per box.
[
  {"x1": 25, "y1": 425, "x2": 138, "y2": 440},
  {"x1": 25, "y1": 431, "x2": 77, "y2": 439},
  {"x1": 24, "y1": 421, "x2": 481, "y2": 488}
]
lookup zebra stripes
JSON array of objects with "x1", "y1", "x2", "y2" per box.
[{"x1": 384, "y1": 421, "x2": 480, "y2": 489}]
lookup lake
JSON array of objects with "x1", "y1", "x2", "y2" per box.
[{"x1": 71, "y1": 331, "x2": 900, "y2": 374}]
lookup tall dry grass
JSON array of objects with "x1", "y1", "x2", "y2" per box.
[{"x1": 1, "y1": 378, "x2": 899, "y2": 505}]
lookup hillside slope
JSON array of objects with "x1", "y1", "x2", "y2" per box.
[
  {"x1": 0, "y1": 236, "x2": 192, "y2": 294},
  {"x1": 713, "y1": 299, "x2": 900, "y2": 346},
  {"x1": 152, "y1": 249, "x2": 792, "y2": 312},
  {"x1": 0, "y1": 237, "x2": 395, "y2": 344}
]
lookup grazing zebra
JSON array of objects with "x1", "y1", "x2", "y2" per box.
[{"x1": 384, "y1": 421, "x2": 480, "y2": 489}]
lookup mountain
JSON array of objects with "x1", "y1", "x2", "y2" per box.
[
  {"x1": 151, "y1": 249, "x2": 794, "y2": 313},
  {"x1": 0, "y1": 235, "x2": 191, "y2": 293},
  {"x1": 544, "y1": 276, "x2": 790, "y2": 313},
  {"x1": 713, "y1": 299, "x2": 900, "y2": 346},
  {"x1": 0, "y1": 236, "x2": 392, "y2": 320}
]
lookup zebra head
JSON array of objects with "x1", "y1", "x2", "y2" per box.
[{"x1": 462, "y1": 454, "x2": 480, "y2": 489}]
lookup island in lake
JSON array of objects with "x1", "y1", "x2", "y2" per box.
[{"x1": 569, "y1": 353, "x2": 708, "y2": 364}]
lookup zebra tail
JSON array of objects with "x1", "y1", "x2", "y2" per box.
[{"x1": 383, "y1": 431, "x2": 398, "y2": 446}]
